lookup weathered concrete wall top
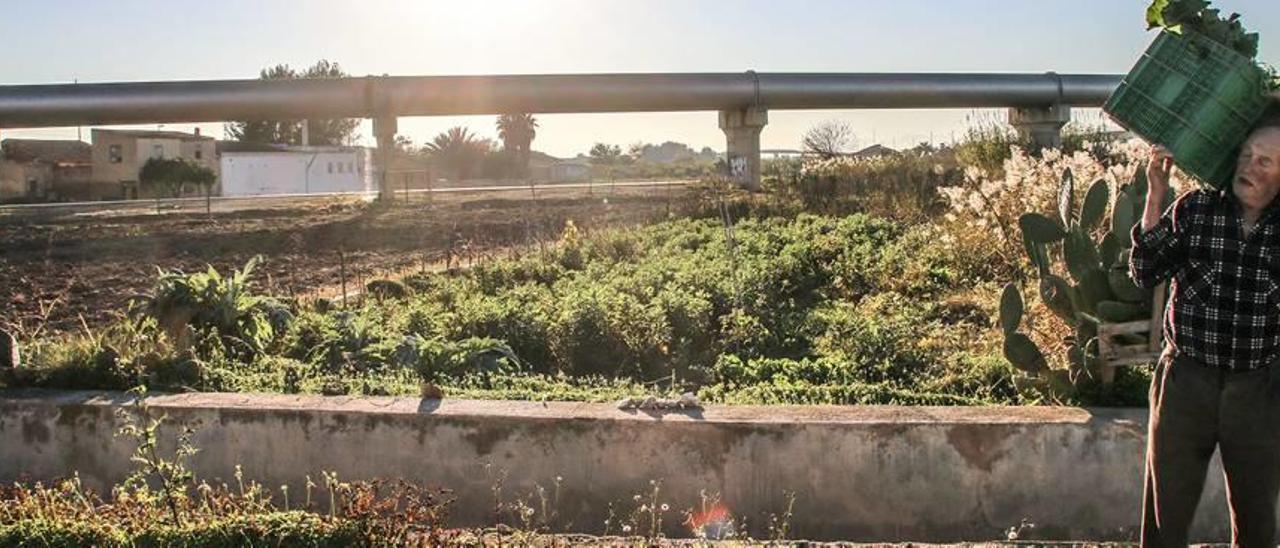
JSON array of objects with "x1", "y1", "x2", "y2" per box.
[{"x1": 0, "y1": 390, "x2": 1239, "y2": 542}]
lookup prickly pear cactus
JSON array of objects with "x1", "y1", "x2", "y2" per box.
[{"x1": 1001, "y1": 168, "x2": 1174, "y2": 393}]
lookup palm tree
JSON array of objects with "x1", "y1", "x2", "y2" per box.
[
  {"x1": 495, "y1": 113, "x2": 538, "y2": 179},
  {"x1": 423, "y1": 127, "x2": 488, "y2": 181}
]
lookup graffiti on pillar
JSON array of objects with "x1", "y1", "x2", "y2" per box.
[{"x1": 728, "y1": 155, "x2": 748, "y2": 183}]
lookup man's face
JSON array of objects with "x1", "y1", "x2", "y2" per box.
[{"x1": 1234, "y1": 127, "x2": 1280, "y2": 211}]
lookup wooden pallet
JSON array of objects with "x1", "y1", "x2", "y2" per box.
[{"x1": 1097, "y1": 282, "x2": 1167, "y2": 384}]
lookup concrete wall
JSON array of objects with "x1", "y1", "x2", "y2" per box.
[
  {"x1": 0, "y1": 160, "x2": 51, "y2": 200},
  {"x1": 0, "y1": 160, "x2": 24, "y2": 199},
  {"x1": 0, "y1": 390, "x2": 1247, "y2": 542},
  {"x1": 1, "y1": 162, "x2": 109, "y2": 202}
]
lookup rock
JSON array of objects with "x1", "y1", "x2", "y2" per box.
[
  {"x1": 420, "y1": 382, "x2": 444, "y2": 399},
  {"x1": 0, "y1": 329, "x2": 16, "y2": 369},
  {"x1": 620, "y1": 394, "x2": 700, "y2": 412},
  {"x1": 678, "y1": 392, "x2": 701, "y2": 409}
]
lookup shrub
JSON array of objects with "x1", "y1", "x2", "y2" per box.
[
  {"x1": 938, "y1": 141, "x2": 1155, "y2": 274},
  {"x1": 443, "y1": 283, "x2": 554, "y2": 371},
  {"x1": 954, "y1": 117, "x2": 1029, "y2": 176},
  {"x1": 807, "y1": 295, "x2": 933, "y2": 387},
  {"x1": 131, "y1": 257, "x2": 292, "y2": 358},
  {"x1": 365, "y1": 279, "x2": 411, "y2": 300},
  {"x1": 765, "y1": 151, "x2": 959, "y2": 220}
]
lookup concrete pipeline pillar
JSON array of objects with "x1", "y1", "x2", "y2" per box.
[
  {"x1": 373, "y1": 116, "x2": 398, "y2": 201},
  {"x1": 719, "y1": 107, "x2": 767, "y2": 191},
  {"x1": 1009, "y1": 104, "x2": 1071, "y2": 150}
]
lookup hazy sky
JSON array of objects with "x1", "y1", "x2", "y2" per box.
[{"x1": 3, "y1": 0, "x2": 1279, "y2": 156}]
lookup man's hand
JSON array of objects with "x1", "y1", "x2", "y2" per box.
[{"x1": 1142, "y1": 145, "x2": 1174, "y2": 233}]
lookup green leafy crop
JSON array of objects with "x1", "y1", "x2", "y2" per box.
[{"x1": 1146, "y1": 0, "x2": 1260, "y2": 58}]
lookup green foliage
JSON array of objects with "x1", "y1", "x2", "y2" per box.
[
  {"x1": 13, "y1": 191, "x2": 1160, "y2": 406},
  {"x1": 139, "y1": 157, "x2": 216, "y2": 199},
  {"x1": 0, "y1": 519, "x2": 125, "y2": 546},
  {"x1": 806, "y1": 294, "x2": 937, "y2": 386},
  {"x1": 1019, "y1": 213, "x2": 1068, "y2": 244},
  {"x1": 0, "y1": 391, "x2": 449, "y2": 546},
  {"x1": 767, "y1": 150, "x2": 960, "y2": 221},
  {"x1": 114, "y1": 388, "x2": 199, "y2": 527},
  {"x1": 423, "y1": 126, "x2": 492, "y2": 181},
  {"x1": 10, "y1": 210, "x2": 1029, "y2": 404},
  {"x1": 365, "y1": 279, "x2": 410, "y2": 300},
  {"x1": 954, "y1": 116, "x2": 1135, "y2": 176},
  {"x1": 1079, "y1": 179, "x2": 1111, "y2": 231},
  {"x1": 405, "y1": 336, "x2": 522, "y2": 383},
  {"x1": 1002, "y1": 168, "x2": 1160, "y2": 396},
  {"x1": 1146, "y1": 0, "x2": 1259, "y2": 59},
  {"x1": 226, "y1": 60, "x2": 360, "y2": 146},
  {"x1": 700, "y1": 375, "x2": 984, "y2": 406},
  {"x1": 998, "y1": 283, "x2": 1023, "y2": 335},
  {"x1": 496, "y1": 113, "x2": 538, "y2": 178},
  {"x1": 132, "y1": 513, "x2": 366, "y2": 546},
  {"x1": 588, "y1": 143, "x2": 624, "y2": 168},
  {"x1": 954, "y1": 119, "x2": 1029, "y2": 175},
  {"x1": 1002, "y1": 333, "x2": 1046, "y2": 374},
  {"x1": 131, "y1": 257, "x2": 292, "y2": 358}
]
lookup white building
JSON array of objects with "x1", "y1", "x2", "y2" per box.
[
  {"x1": 549, "y1": 159, "x2": 591, "y2": 182},
  {"x1": 217, "y1": 145, "x2": 371, "y2": 197}
]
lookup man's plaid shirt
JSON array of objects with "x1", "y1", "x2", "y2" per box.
[{"x1": 1129, "y1": 188, "x2": 1280, "y2": 370}]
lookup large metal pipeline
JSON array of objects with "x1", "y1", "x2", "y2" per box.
[{"x1": 0, "y1": 72, "x2": 1123, "y2": 128}]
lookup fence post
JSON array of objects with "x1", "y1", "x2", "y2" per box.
[{"x1": 0, "y1": 328, "x2": 19, "y2": 370}]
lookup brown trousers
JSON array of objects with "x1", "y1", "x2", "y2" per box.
[{"x1": 1142, "y1": 347, "x2": 1280, "y2": 547}]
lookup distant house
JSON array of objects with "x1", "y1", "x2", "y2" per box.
[
  {"x1": 0, "y1": 139, "x2": 92, "y2": 202},
  {"x1": 218, "y1": 143, "x2": 371, "y2": 196},
  {"x1": 549, "y1": 159, "x2": 591, "y2": 182},
  {"x1": 851, "y1": 144, "x2": 898, "y2": 159},
  {"x1": 91, "y1": 128, "x2": 218, "y2": 199}
]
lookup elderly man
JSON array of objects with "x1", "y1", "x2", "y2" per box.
[{"x1": 1130, "y1": 120, "x2": 1280, "y2": 547}]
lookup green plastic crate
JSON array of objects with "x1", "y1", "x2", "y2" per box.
[{"x1": 1104, "y1": 29, "x2": 1271, "y2": 189}]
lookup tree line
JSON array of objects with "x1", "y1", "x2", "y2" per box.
[{"x1": 223, "y1": 60, "x2": 720, "y2": 182}]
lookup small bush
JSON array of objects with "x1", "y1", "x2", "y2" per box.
[
  {"x1": 131, "y1": 257, "x2": 292, "y2": 358},
  {"x1": 365, "y1": 279, "x2": 411, "y2": 300}
]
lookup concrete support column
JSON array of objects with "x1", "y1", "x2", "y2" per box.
[
  {"x1": 1009, "y1": 104, "x2": 1071, "y2": 150},
  {"x1": 719, "y1": 108, "x2": 767, "y2": 191},
  {"x1": 373, "y1": 116, "x2": 397, "y2": 201}
]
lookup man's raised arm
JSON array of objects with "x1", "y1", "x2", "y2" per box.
[{"x1": 1129, "y1": 145, "x2": 1186, "y2": 289}]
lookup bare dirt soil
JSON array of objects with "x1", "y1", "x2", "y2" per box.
[{"x1": 0, "y1": 185, "x2": 687, "y2": 335}]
